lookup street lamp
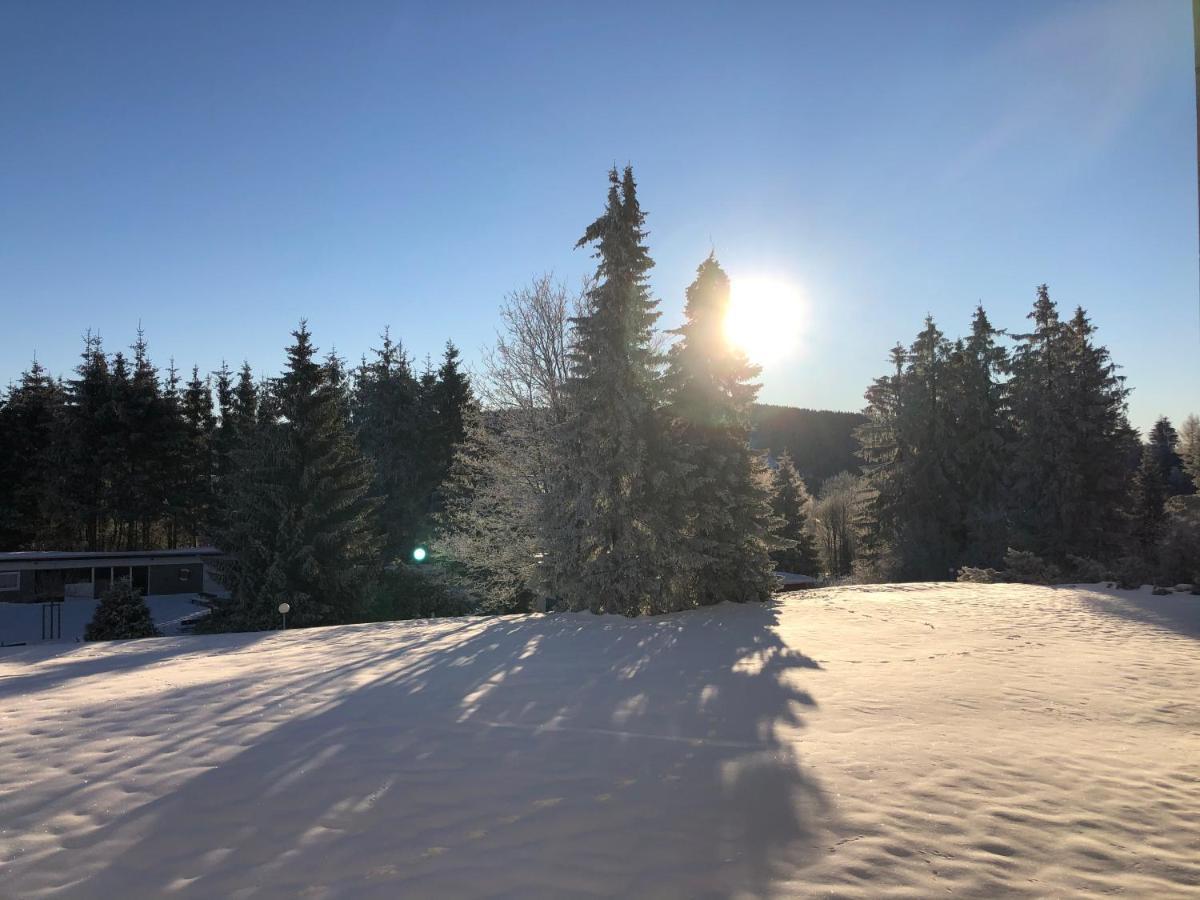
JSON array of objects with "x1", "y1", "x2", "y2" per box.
[{"x1": 278, "y1": 602, "x2": 290, "y2": 629}]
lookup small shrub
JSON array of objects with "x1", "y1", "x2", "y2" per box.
[
  {"x1": 1112, "y1": 556, "x2": 1148, "y2": 590},
  {"x1": 1002, "y1": 548, "x2": 1060, "y2": 585},
  {"x1": 85, "y1": 578, "x2": 160, "y2": 641},
  {"x1": 957, "y1": 566, "x2": 1001, "y2": 584},
  {"x1": 361, "y1": 565, "x2": 474, "y2": 622},
  {"x1": 1065, "y1": 556, "x2": 1109, "y2": 584}
]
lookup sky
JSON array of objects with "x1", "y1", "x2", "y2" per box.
[{"x1": 1, "y1": 0, "x2": 1196, "y2": 434}]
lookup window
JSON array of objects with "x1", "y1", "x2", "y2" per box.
[
  {"x1": 178, "y1": 568, "x2": 191, "y2": 582},
  {"x1": 0, "y1": 572, "x2": 19, "y2": 592}
]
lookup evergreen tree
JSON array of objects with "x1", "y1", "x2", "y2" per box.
[
  {"x1": 1179, "y1": 414, "x2": 1200, "y2": 487},
  {"x1": 1146, "y1": 416, "x2": 1192, "y2": 496},
  {"x1": 664, "y1": 255, "x2": 778, "y2": 604},
  {"x1": 947, "y1": 306, "x2": 1009, "y2": 567},
  {"x1": 85, "y1": 578, "x2": 160, "y2": 640},
  {"x1": 770, "y1": 453, "x2": 819, "y2": 575},
  {"x1": 540, "y1": 167, "x2": 681, "y2": 614},
  {"x1": 212, "y1": 322, "x2": 380, "y2": 629},
  {"x1": 61, "y1": 333, "x2": 113, "y2": 549},
  {"x1": 351, "y1": 330, "x2": 424, "y2": 560},
  {"x1": 1008, "y1": 288, "x2": 1134, "y2": 561},
  {"x1": 0, "y1": 361, "x2": 68, "y2": 548},
  {"x1": 1132, "y1": 444, "x2": 1167, "y2": 558},
  {"x1": 127, "y1": 330, "x2": 167, "y2": 548},
  {"x1": 857, "y1": 317, "x2": 960, "y2": 580},
  {"x1": 180, "y1": 367, "x2": 216, "y2": 545}
]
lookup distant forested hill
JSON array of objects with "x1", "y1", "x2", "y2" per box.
[{"x1": 751, "y1": 405, "x2": 866, "y2": 488}]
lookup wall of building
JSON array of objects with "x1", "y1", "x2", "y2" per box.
[
  {"x1": 148, "y1": 563, "x2": 204, "y2": 595},
  {"x1": 0, "y1": 570, "x2": 38, "y2": 603}
]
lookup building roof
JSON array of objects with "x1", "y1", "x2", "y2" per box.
[{"x1": 0, "y1": 548, "x2": 223, "y2": 570}]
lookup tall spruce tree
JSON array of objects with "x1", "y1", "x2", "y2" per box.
[
  {"x1": 212, "y1": 323, "x2": 380, "y2": 629},
  {"x1": 1131, "y1": 444, "x2": 1167, "y2": 559},
  {"x1": 1008, "y1": 289, "x2": 1134, "y2": 561},
  {"x1": 770, "y1": 453, "x2": 819, "y2": 575},
  {"x1": 0, "y1": 360, "x2": 67, "y2": 549},
  {"x1": 540, "y1": 167, "x2": 682, "y2": 614},
  {"x1": 664, "y1": 255, "x2": 778, "y2": 604},
  {"x1": 351, "y1": 330, "x2": 424, "y2": 561},
  {"x1": 180, "y1": 367, "x2": 216, "y2": 545},
  {"x1": 1146, "y1": 417, "x2": 1192, "y2": 496},
  {"x1": 947, "y1": 306, "x2": 1009, "y2": 567},
  {"x1": 62, "y1": 333, "x2": 112, "y2": 549},
  {"x1": 857, "y1": 318, "x2": 961, "y2": 580},
  {"x1": 1179, "y1": 414, "x2": 1200, "y2": 487}
]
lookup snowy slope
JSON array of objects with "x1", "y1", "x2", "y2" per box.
[{"x1": 0, "y1": 583, "x2": 1197, "y2": 898}]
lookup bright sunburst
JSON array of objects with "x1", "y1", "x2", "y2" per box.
[{"x1": 724, "y1": 276, "x2": 806, "y2": 362}]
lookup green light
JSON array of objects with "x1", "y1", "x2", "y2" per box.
[{"x1": 412, "y1": 546, "x2": 427, "y2": 563}]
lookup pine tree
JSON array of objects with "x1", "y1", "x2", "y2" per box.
[
  {"x1": 770, "y1": 453, "x2": 819, "y2": 574},
  {"x1": 351, "y1": 330, "x2": 424, "y2": 561},
  {"x1": 540, "y1": 166, "x2": 680, "y2": 614},
  {"x1": 85, "y1": 578, "x2": 160, "y2": 641},
  {"x1": 212, "y1": 322, "x2": 380, "y2": 629},
  {"x1": 61, "y1": 333, "x2": 113, "y2": 549},
  {"x1": 1146, "y1": 417, "x2": 1192, "y2": 496},
  {"x1": 664, "y1": 255, "x2": 778, "y2": 604},
  {"x1": 1179, "y1": 414, "x2": 1200, "y2": 487},
  {"x1": 180, "y1": 366, "x2": 216, "y2": 545},
  {"x1": 857, "y1": 317, "x2": 960, "y2": 580},
  {"x1": 1008, "y1": 289, "x2": 1134, "y2": 561},
  {"x1": 947, "y1": 306, "x2": 1009, "y2": 567},
  {"x1": 1132, "y1": 444, "x2": 1167, "y2": 558},
  {"x1": 0, "y1": 360, "x2": 68, "y2": 549},
  {"x1": 856, "y1": 343, "x2": 907, "y2": 577}
]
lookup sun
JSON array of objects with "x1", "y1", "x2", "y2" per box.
[{"x1": 724, "y1": 276, "x2": 806, "y2": 362}]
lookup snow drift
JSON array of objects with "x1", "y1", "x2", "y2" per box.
[{"x1": 1, "y1": 583, "x2": 1197, "y2": 897}]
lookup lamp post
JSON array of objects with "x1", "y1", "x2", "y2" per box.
[{"x1": 278, "y1": 602, "x2": 290, "y2": 630}]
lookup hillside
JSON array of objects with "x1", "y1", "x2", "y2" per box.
[
  {"x1": 1, "y1": 583, "x2": 1198, "y2": 897},
  {"x1": 751, "y1": 405, "x2": 866, "y2": 487}
]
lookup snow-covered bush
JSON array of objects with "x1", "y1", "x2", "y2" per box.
[
  {"x1": 1065, "y1": 556, "x2": 1110, "y2": 584},
  {"x1": 361, "y1": 565, "x2": 474, "y2": 622},
  {"x1": 1002, "y1": 548, "x2": 1060, "y2": 585},
  {"x1": 1157, "y1": 496, "x2": 1200, "y2": 587},
  {"x1": 1112, "y1": 556, "x2": 1150, "y2": 590},
  {"x1": 957, "y1": 566, "x2": 1001, "y2": 584},
  {"x1": 85, "y1": 578, "x2": 160, "y2": 641}
]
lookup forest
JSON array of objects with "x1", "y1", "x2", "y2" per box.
[{"x1": 1, "y1": 167, "x2": 1197, "y2": 628}]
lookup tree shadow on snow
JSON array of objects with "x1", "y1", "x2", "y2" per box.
[
  {"x1": 1079, "y1": 588, "x2": 1200, "y2": 641},
  {"x1": 43, "y1": 604, "x2": 833, "y2": 898}
]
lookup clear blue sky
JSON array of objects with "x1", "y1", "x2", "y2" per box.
[{"x1": 2, "y1": 0, "x2": 1196, "y2": 434}]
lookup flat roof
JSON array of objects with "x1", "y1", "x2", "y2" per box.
[{"x1": 0, "y1": 548, "x2": 223, "y2": 570}]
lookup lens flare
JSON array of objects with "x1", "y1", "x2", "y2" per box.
[{"x1": 724, "y1": 277, "x2": 806, "y2": 362}]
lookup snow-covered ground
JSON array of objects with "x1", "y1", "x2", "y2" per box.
[
  {"x1": 0, "y1": 594, "x2": 208, "y2": 646},
  {"x1": 0, "y1": 583, "x2": 1197, "y2": 898}
]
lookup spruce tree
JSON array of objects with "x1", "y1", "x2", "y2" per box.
[
  {"x1": 85, "y1": 578, "x2": 160, "y2": 641},
  {"x1": 947, "y1": 306, "x2": 1009, "y2": 567},
  {"x1": 540, "y1": 167, "x2": 680, "y2": 614},
  {"x1": 1146, "y1": 417, "x2": 1192, "y2": 496},
  {"x1": 212, "y1": 322, "x2": 380, "y2": 629},
  {"x1": 1008, "y1": 289, "x2": 1134, "y2": 561},
  {"x1": 351, "y1": 330, "x2": 424, "y2": 560},
  {"x1": 0, "y1": 361, "x2": 67, "y2": 549},
  {"x1": 770, "y1": 453, "x2": 819, "y2": 575},
  {"x1": 180, "y1": 367, "x2": 216, "y2": 545},
  {"x1": 664, "y1": 255, "x2": 778, "y2": 604},
  {"x1": 1132, "y1": 444, "x2": 1167, "y2": 559},
  {"x1": 61, "y1": 333, "x2": 112, "y2": 549},
  {"x1": 1179, "y1": 414, "x2": 1200, "y2": 487}
]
